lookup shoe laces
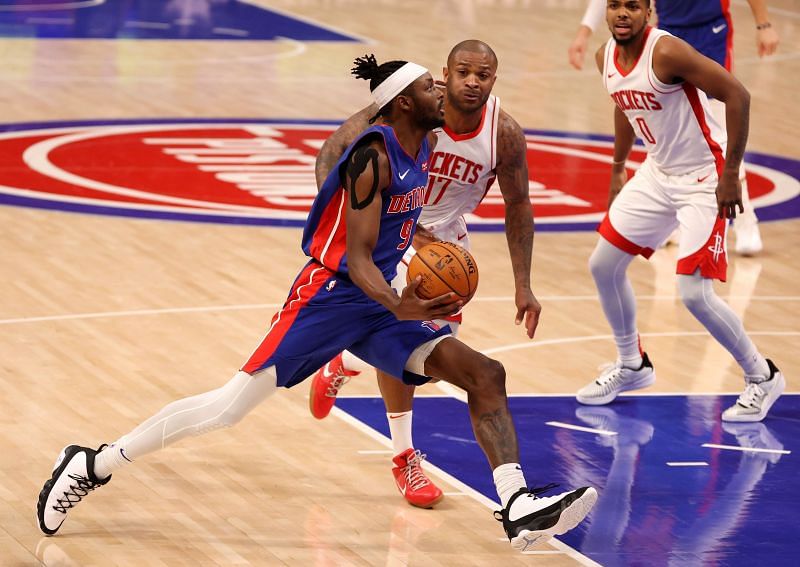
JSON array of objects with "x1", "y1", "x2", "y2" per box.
[
  {"x1": 401, "y1": 450, "x2": 432, "y2": 491},
  {"x1": 737, "y1": 382, "x2": 766, "y2": 408},
  {"x1": 325, "y1": 370, "x2": 351, "y2": 398},
  {"x1": 53, "y1": 473, "x2": 102, "y2": 513},
  {"x1": 596, "y1": 361, "x2": 624, "y2": 386}
]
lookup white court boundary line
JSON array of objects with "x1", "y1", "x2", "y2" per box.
[{"x1": 2, "y1": 293, "x2": 798, "y2": 325}]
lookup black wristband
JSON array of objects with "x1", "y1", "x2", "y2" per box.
[{"x1": 756, "y1": 22, "x2": 772, "y2": 30}]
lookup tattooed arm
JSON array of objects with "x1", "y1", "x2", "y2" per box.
[
  {"x1": 315, "y1": 104, "x2": 376, "y2": 189},
  {"x1": 495, "y1": 109, "x2": 541, "y2": 338},
  {"x1": 344, "y1": 138, "x2": 460, "y2": 321}
]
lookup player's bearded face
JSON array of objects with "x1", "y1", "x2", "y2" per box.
[
  {"x1": 412, "y1": 81, "x2": 446, "y2": 130},
  {"x1": 606, "y1": 1, "x2": 650, "y2": 46}
]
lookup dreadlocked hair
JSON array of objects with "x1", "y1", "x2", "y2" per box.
[{"x1": 351, "y1": 54, "x2": 408, "y2": 123}]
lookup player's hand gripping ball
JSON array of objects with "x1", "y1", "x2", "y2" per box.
[{"x1": 407, "y1": 242, "x2": 479, "y2": 304}]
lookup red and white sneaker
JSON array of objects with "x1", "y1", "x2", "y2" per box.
[
  {"x1": 309, "y1": 353, "x2": 359, "y2": 419},
  {"x1": 392, "y1": 448, "x2": 444, "y2": 508}
]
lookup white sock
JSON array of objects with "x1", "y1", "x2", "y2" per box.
[
  {"x1": 493, "y1": 463, "x2": 526, "y2": 508},
  {"x1": 387, "y1": 411, "x2": 413, "y2": 456},
  {"x1": 342, "y1": 350, "x2": 371, "y2": 373},
  {"x1": 738, "y1": 351, "x2": 771, "y2": 381},
  {"x1": 93, "y1": 442, "x2": 132, "y2": 479},
  {"x1": 616, "y1": 332, "x2": 643, "y2": 369}
]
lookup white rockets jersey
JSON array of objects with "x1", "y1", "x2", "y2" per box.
[
  {"x1": 420, "y1": 94, "x2": 500, "y2": 244},
  {"x1": 603, "y1": 27, "x2": 727, "y2": 176}
]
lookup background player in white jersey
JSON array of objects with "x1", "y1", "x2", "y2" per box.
[
  {"x1": 567, "y1": 0, "x2": 780, "y2": 255},
  {"x1": 576, "y1": 0, "x2": 784, "y2": 422},
  {"x1": 309, "y1": 40, "x2": 540, "y2": 508}
]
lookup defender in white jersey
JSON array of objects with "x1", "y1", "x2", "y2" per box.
[
  {"x1": 576, "y1": 0, "x2": 784, "y2": 423},
  {"x1": 569, "y1": 0, "x2": 781, "y2": 255},
  {"x1": 310, "y1": 40, "x2": 540, "y2": 508}
]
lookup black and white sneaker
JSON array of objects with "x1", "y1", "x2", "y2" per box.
[
  {"x1": 37, "y1": 445, "x2": 111, "y2": 535},
  {"x1": 495, "y1": 484, "x2": 598, "y2": 552}
]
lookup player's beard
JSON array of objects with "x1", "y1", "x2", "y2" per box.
[
  {"x1": 613, "y1": 23, "x2": 646, "y2": 46},
  {"x1": 416, "y1": 98, "x2": 446, "y2": 130}
]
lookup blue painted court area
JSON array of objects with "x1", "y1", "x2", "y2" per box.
[
  {"x1": 337, "y1": 394, "x2": 799, "y2": 566},
  {"x1": 0, "y1": 0, "x2": 360, "y2": 41}
]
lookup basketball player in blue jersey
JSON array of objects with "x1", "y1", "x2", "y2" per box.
[
  {"x1": 36, "y1": 54, "x2": 597, "y2": 552},
  {"x1": 574, "y1": 0, "x2": 785, "y2": 422},
  {"x1": 568, "y1": 0, "x2": 780, "y2": 255},
  {"x1": 308, "y1": 40, "x2": 539, "y2": 509}
]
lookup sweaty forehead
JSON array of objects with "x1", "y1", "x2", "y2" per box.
[{"x1": 449, "y1": 49, "x2": 497, "y2": 70}]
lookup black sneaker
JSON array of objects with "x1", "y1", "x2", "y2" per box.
[
  {"x1": 37, "y1": 445, "x2": 111, "y2": 535},
  {"x1": 494, "y1": 484, "x2": 598, "y2": 552}
]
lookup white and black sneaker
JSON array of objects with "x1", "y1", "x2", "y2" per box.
[
  {"x1": 494, "y1": 484, "x2": 598, "y2": 552},
  {"x1": 722, "y1": 359, "x2": 785, "y2": 422},
  {"x1": 37, "y1": 445, "x2": 111, "y2": 535},
  {"x1": 577, "y1": 353, "x2": 656, "y2": 406}
]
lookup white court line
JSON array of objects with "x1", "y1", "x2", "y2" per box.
[
  {"x1": 546, "y1": 421, "x2": 618, "y2": 436},
  {"x1": 702, "y1": 443, "x2": 791, "y2": 455},
  {"x1": 0, "y1": 303, "x2": 283, "y2": 325},
  {"x1": 666, "y1": 462, "x2": 709, "y2": 467},
  {"x1": 3, "y1": 295, "x2": 797, "y2": 324},
  {"x1": 329, "y1": 406, "x2": 601, "y2": 567},
  {"x1": 481, "y1": 330, "x2": 800, "y2": 356}
]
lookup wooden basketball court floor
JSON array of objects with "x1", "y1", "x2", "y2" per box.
[{"x1": 0, "y1": 1, "x2": 798, "y2": 565}]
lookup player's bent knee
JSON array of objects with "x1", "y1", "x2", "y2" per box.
[
  {"x1": 468, "y1": 356, "x2": 506, "y2": 395},
  {"x1": 677, "y1": 275, "x2": 707, "y2": 314}
]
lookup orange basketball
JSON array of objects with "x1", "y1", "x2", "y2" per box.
[{"x1": 406, "y1": 241, "x2": 479, "y2": 303}]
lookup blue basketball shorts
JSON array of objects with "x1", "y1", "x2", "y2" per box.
[{"x1": 241, "y1": 260, "x2": 452, "y2": 388}]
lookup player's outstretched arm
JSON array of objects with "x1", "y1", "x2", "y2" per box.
[
  {"x1": 653, "y1": 37, "x2": 750, "y2": 218},
  {"x1": 344, "y1": 139, "x2": 460, "y2": 321},
  {"x1": 495, "y1": 110, "x2": 540, "y2": 338},
  {"x1": 315, "y1": 104, "x2": 377, "y2": 189}
]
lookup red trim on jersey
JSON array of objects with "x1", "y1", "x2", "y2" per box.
[
  {"x1": 442, "y1": 103, "x2": 487, "y2": 141},
  {"x1": 721, "y1": 0, "x2": 734, "y2": 71},
  {"x1": 614, "y1": 26, "x2": 653, "y2": 77},
  {"x1": 597, "y1": 214, "x2": 655, "y2": 258},
  {"x1": 490, "y1": 99, "x2": 498, "y2": 168},
  {"x1": 242, "y1": 263, "x2": 331, "y2": 374},
  {"x1": 307, "y1": 188, "x2": 348, "y2": 270},
  {"x1": 681, "y1": 83, "x2": 726, "y2": 176},
  {"x1": 676, "y1": 217, "x2": 728, "y2": 282}
]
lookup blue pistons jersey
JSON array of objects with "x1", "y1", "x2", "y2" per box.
[
  {"x1": 302, "y1": 124, "x2": 431, "y2": 282},
  {"x1": 242, "y1": 125, "x2": 450, "y2": 389},
  {"x1": 656, "y1": 0, "x2": 733, "y2": 70},
  {"x1": 656, "y1": 0, "x2": 728, "y2": 27}
]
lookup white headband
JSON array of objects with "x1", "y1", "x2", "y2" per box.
[{"x1": 371, "y1": 62, "x2": 429, "y2": 109}]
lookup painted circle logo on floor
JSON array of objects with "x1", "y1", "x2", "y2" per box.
[{"x1": 0, "y1": 119, "x2": 797, "y2": 231}]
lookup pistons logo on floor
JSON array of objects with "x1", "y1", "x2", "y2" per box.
[{"x1": 0, "y1": 119, "x2": 797, "y2": 231}]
